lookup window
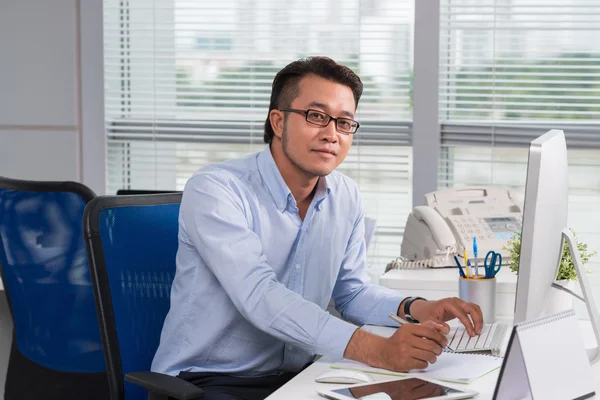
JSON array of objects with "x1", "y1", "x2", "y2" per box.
[
  {"x1": 103, "y1": 0, "x2": 415, "y2": 268},
  {"x1": 439, "y1": 0, "x2": 600, "y2": 292}
]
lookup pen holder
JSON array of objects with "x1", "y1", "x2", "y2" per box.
[{"x1": 458, "y1": 276, "x2": 496, "y2": 324}]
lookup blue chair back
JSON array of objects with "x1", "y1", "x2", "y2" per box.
[
  {"x1": 0, "y1": 177, "x2": 104, "y2": 373},
  {"x1": 84, "y1": 194, "x2": 181, "y2": 400}
]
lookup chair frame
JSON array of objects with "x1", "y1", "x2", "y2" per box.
[
  {"x1": 116, "y1": 190, "x2": 182, "y2": 195},
  {"x1": 0, "y1": 176, "x2": 110, "y2": 400},
  {"x1": 0, "y1": 176, "x2": 96, "y2": 335},
  {"x1": 83, "y1": 193, "x2": 204, "y2": 400}
]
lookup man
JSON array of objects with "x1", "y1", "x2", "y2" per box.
[{"x1": 152, "y1": 56, "x2": 483, "y2": 400}]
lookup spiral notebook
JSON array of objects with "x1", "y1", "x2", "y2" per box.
[{"x1": 330, "y1": 325, "x2": 503, "y2": 384}]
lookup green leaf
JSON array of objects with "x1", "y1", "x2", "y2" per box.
[{"x1": 502, "y1": 229, "x2": 597, "y2": 281}]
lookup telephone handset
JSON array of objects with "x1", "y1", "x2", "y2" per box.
[
  {"x1": 388, "y1": 187, "x2": 523, "y2": 271},
  {"x1": 411, "y1": 206, "x2": 457, "y2": 253},
  {"x1": 386, "y1": 207, "x2": 456, "y2": 271}
]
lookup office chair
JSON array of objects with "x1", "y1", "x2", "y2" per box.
[
  {"x1": 116, "y1": 189, "x2": 182, "y2": 195},
  {"x1": 0, "y1": 177, "x2": 108, "y2": 400},
  {"x1": 83, "y1": 193, "x2": 203, "y2": 400}
]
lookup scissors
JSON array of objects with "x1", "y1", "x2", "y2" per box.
[{"x1": 484, "y1": 250, "x2": 502, "y2": 279}]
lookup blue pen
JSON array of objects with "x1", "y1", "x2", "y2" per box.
[
  {"x1": 453, "y1": 255, "x2": 466, "y2": 278},
  {"x1": 473, "y1": 237, "x2": 479, "y2": 278}
]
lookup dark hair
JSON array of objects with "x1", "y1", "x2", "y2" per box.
[{"x1": 263, "y1": 56, "x2": 363, "y2": 144}]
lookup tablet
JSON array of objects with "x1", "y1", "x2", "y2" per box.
[{"x1": 316, "y1": 377, "x2": 478, "y2": 400}]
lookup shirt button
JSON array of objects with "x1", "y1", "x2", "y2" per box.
[
  {"x1": 295, "y1": 263, "x2": 300, "y2": 270},
  {"x1": 288, "y1": 345, "x2": 294, "y2": 351}
]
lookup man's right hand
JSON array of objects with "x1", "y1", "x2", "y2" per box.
[
  {"x1": 343, "y1": 321, "x2": 449, "y2": 373},
  {"x1": 378, "y1": 321, "x2": 448, "y2": 372}
]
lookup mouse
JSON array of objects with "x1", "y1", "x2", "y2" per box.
[{"x1": 314, "y1": 369, "x2": 374, "y2": 384}]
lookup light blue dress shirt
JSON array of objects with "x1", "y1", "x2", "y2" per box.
[{"x1": 151, "y1": 146, "x2": 405, "y2": 377}]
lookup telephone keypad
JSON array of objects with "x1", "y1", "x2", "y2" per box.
[{"x1": 448, "y1": 214, "x2": 522, "y2": 257}]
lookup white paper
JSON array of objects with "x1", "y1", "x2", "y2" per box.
[{"x1": 332, "y1": 351, "x2": 502, "y2": 384}]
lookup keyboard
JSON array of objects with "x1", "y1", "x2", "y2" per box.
[{"x1": 445, "y1": 323, "x2": 508, "y2": 356}]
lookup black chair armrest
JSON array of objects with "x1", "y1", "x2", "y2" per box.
[{"x1": 125, "y1": 371, "x2": 204, "y2": 400}]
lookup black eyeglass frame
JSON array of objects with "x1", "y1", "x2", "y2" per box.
[{"x1": 279, "y1": 108, "x2": 360, "y2": 134}]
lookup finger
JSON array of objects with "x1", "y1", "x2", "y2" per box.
[
  {"x1": 422, "y1": 320, "x2": 450, "y2": 335},
  {"x1": 447, "y1": 300, "x2": 476, "y2": 336},
  {"x1": 463, "y1": 302, "x2": 484, "y2": 334},
  {"x1": 411, "y1": 335, "x2": 444, "y2": 355},
  {"x1": 439, "y1": 321, "x2": 451, "y2": 333},
  {"x1": 411, "y1": 325, "x2": 448, "y2": 348},
  {"x1": 404, "y1": 358, "x2": 429, "y2": 372},
  {"x1": 411, "y1": 348, "x2": 438, "y2": 365}
]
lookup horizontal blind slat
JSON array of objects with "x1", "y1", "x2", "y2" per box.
[{"x1": 104, "y1": 0, "x2": 415, "y2": 267}]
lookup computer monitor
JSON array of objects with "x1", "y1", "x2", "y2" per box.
[
  {"x1": 514, "y1": 129, "x2": 600, "y2": 363},
  {"x1": 513, "y1": 129, "x2": 569, "y2": 323}
]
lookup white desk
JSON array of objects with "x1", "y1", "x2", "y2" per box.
[{"x1": 267, "y1": 320, "x2": 600, "y2": 399}]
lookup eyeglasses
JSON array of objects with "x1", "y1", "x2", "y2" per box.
[{"x1": 279, "y1": 108, "x2": 360, "y2": 134}]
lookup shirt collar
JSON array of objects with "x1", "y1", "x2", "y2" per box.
[
  {"x1": 257, "y1": 146, "x2": 293, "y2": 212},
  {"x1": 314, "y1": 176, "x2": 331, "y2": 211},
  {"x1": 258, "y1": 146, "x2": 333, "y2": 212}
]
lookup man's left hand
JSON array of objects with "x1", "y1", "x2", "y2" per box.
[{"x1": 409, "y1": 298, "x2": 483, "y2": 336}]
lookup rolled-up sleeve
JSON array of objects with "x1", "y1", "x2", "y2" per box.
[
  {"x1": 181, "y1": 173, "x2": 358, "y2": 360},
  {"x1": 332, "y1": 192, "x2": 405, "y2": 327}
]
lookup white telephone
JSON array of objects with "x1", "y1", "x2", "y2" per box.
[{"x1": 388, "y1": 187, "x2": 523, "y2": 270}]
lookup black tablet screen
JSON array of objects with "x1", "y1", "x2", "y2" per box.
[{"x1": 331, "y1": 378, "x2": 462, "y2": 399}]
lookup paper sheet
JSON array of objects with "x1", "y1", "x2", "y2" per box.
[{"x1": 332, "y1": 349, "x2": 502, "y2": 384}]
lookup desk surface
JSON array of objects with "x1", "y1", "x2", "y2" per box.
[{"x1": 267, "y1": 320, "x2": 600, "y2": 400}]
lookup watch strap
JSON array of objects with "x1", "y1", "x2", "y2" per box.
[{"x1": 404, "y1": 296, "x2": 426, "y2": 323}]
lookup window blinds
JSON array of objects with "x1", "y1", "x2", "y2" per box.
[
  {"x1": 439, "y1": 0, "x2": 600, "y2": 287},
  {"x1": 103, "y1": 0, "x2": 415, "y2": 268}
]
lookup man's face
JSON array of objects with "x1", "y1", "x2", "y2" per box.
[{"x1": 277, "y1": 75, "x2": 356, "y2": 178}]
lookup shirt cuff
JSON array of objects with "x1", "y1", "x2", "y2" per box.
[
  {"x1": 370, "y1": 294, "x2": 405, "y2": 327},
  {"x1": 314, "y1": 315, "x2": 359, "y2": 361}
]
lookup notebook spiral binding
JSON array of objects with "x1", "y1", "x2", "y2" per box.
[
  {"x1": 442, "y1": 346, "x2": 502, "y2": 357},
  {"x1": 517, "y1": 308, "x2": 575, "y2": 331}
]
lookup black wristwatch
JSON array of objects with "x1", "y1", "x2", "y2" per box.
[{"x1": 404, "y1": 296, "x2": 426, "y2": 323}]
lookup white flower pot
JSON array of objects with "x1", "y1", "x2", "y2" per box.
[{"x1": 540, "y1": 280, "x2": 575, "y2": 317}]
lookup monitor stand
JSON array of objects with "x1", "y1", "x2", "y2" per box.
[{"x1": 552, "y1": 229, "x2": 600, "y2": 364}]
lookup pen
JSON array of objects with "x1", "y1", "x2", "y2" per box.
[
  {"x1": 463, "y1": 249, "x2": 469, "y2": 278},
  {"x1": 389, "y1": 313, "x2": 412, "y2": 326},
  {"x1": 473, "y1": 237, "x2": 479, "y2": 278},
  {"x1": 453, "y1": 255, "x2": 466, "y2": 278}
]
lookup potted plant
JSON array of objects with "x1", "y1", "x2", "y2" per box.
[{"x1": 503, "y1": 229, "x2": 597, "y2": 315}]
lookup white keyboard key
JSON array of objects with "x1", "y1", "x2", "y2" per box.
[
  {"x1": 466, "y1": 335, "x2": 479, "y2": 350},
  {"x1": 458, "y1": 330, "x2": 471, "y2": 349},
  {"x1": 475, "y1": 325, "x2": 491, "y2": 348},
  {"x1": 445, "y1": 323, "x2": 506, "y2": 353},
  {"x1": 484, "y1": 323, "x2": 497, "y2": 348},
  {"x1": 446, "y1": 326, "x2": 458, "y2": 341},
  {"x1": 449, "y1": 328, "x2": 463, "y2": 350},
  {"x1": 450, "y1": 326, "x2": 464, "y2": 344}
]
